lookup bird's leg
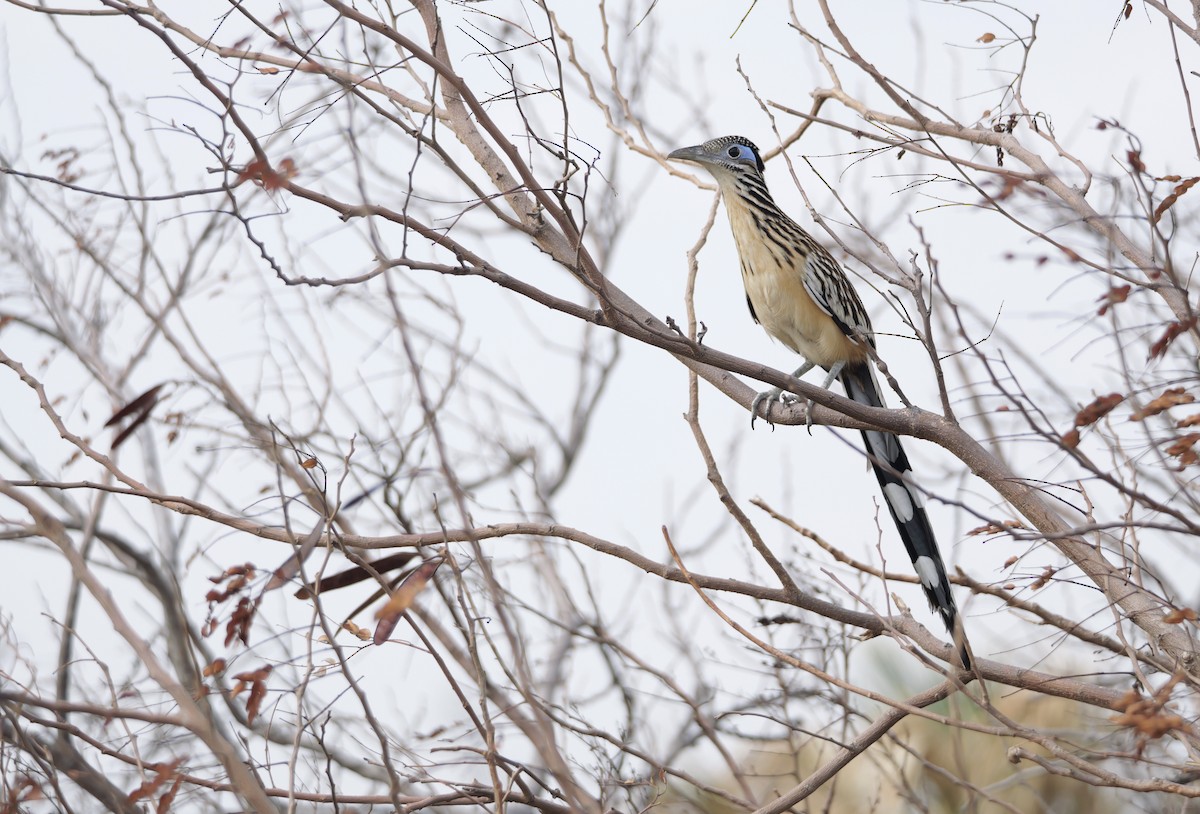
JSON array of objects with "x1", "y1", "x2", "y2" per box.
[
  {"x1": 751, "y1": 361, "x2": 815, "y2": 429},
  {"x1": 807, "y1": 360, "x2": 844, "y2": 434}
]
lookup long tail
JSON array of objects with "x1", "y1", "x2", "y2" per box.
[{"x1": 839, "y1": 363, "x2": 970, "y2": 669}]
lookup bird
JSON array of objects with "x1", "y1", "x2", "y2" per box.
[{"x1": 668, "y1": 135, "x2": 970, "y2": 669}]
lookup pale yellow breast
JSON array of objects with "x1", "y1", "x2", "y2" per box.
[{"x1": 724, "y1": 197, "x2": 866, "y2": 370}]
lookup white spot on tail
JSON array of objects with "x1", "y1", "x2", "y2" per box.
[
  {"x1": 914, "y1": 555, "x2": 941, "y2": 591},
  {"x1": 866, "y1": 430, "x2": 900, "y2": 464},
  {"x1": 883, "y1": 482, "x2": 914, "y2": 522},
  {"x1": 906, "y1": 479, "x2": 926, "y2": 509}
]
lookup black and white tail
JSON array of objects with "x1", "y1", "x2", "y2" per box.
[{"x1": 840, "y1": 363, "x2": 971, "y2": 669}]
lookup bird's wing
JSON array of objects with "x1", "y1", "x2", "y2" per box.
[{"x1": 802, "y1": 248, "x2": 875, "y2": 347}]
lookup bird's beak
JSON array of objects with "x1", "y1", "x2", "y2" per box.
[{"x1": 667, "y1": 145, "x2": 707, "y2": 164}]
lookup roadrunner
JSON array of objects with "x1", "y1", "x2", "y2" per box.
[{"x1": 669, "y1": 135, "x2": 969, "y2": 668}]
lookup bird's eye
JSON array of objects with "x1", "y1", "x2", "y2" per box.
[{"x1": 727, "y1": 146, "x2": 742, "y2": 159}]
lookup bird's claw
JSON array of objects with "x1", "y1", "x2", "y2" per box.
[
  {"x1": 750, "y1": 388, "x2": 818, "y2": 433},
  {"x1": 750, "y1": 388, "x2": 798, "y2": 430}
]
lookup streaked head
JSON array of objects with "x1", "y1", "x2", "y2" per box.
[{"x1": 667, "y1": 135, "x2": 765, "y2": 179}]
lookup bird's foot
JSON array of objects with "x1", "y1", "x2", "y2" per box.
[
  {"x1": 802, "y1": 396, "x2": 816, "y2": 435},
  {"x1": 750, "y1": 387, "x2": 797, "y2": 429}
]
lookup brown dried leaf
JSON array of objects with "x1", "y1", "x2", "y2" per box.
[
  {"x1": 245, "y1": 678, "x2": 268, "y2": 723},
  {"x1": 1059, "y1": 246, "x2": 1082, "y2": 263},
  {"x1": 155, "y1": 775, "x2": 183, "y2": 814},
  {"x1": 231, "y1": 666, "x2": 273, "y2": 724},
  {"x1": 1163, "y1": 607, "x2": 1198, "y2": 624},
  {"x1": 105, "y1": 384, "x2": 166, "y2": 451},
  {"x1": 966, "y1": 520, "x2": 1025, "y2": 536},
  {"x1": 224, "y1": 596, "x2": 258, "y2": 647},
  {"x1": 1073, "y1": 393, "x2": 1124, "y2": 428},
  {"x1": 342, "y1": 620, "x2": 373, "y2": 641},
  {"x1": 295, "y1": 551, "x2": 417, "y2": 599},
  {"x1": 104, "y1": 384, "x2": 164, "y2": 428},
  {"x1": 202, "y1": 658, "x2": 226, "y2": 677},
  {"x1": 127, "y1": 758, "x2": 184, "y2": 804},
  {"x1": 1153, "y1": 176, "x2": 1200, "y2": 224},
  {"x1": 1177, "y1": 414, "x2": 1200, "y2": 428},
  {"x1": 1031, "y1": 566, "x2": 1056, "y2": 591},
  {"x1": 977, "y1": 32, "x2": 996, "y2": 43},
  {"x1": 1165, "y1": 433, "x2": 1200, "y2": 467},
  {"x1": 1096, "y1": 285, "x2": 1130, "y2": 316},
  {"x1": 1060, "y1": 428, "x2": 1080, "y2": 449},
  {"x1": 1148, "y1": 318, "x2": 1196, "y2": 360},
  {"x1": 374, "y1": 559, "x2": 443, "y2": 645},
  {"x1": 232, "y1": 666, "x2": 272, "y2": 684},
  {"x1": 1130, "y1": 387, "x2": 1195, "y2": 421},
  {"x1": 993, "y1": 176, "x2": 1023, "y2": 201},
  {"x1": 237, "y1": 157, "x2": 297, "y2": 191},
  {"x1": 264, "y1": 519, "x2": 325, "y2": 592},
  {"x1": 1127, "y1": 149, "x2": 1145, "y2": 174}
]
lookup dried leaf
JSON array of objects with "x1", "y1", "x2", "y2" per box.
[
  {"x1": 1127, "y1": 149, "x2": 1145, "y2": 174},
  {"x1": 1130, "y1": 387, "x2": 1195, "y2": 421},
  {"x1": 1073, "y1": 393, "x2": 1124, "y2": 428},
  {"x1": 105, "y1": 384, "x2": 166, "y2": 451},
  {"x1": 155, "y1": 775, "x2": 183, "y2": 814},
  {"x1": 1153, "y1": 176, "x2": 1200, "y2": 224},
  {"x1": 233, "y1": 666, "x2": 273, "y2": 724},
  {"x1": 232, "y1": 666, "x2": 272, "y2": 684},
  {"x1": 1148, "y1": 318, "x2": 1196, "y2": 360},
  {"x1": 977, "y1": 32, "x2": 996, "y2": 43},
  {"x1": 202, "y1": 658, "x2": 226, "y2": 677},
  {"x1": 966, "y1": 520, "x2": 1025, "y2": 536},
  {"x1": 236, "y1": 157, "x2": 297, "y2": 191},
  {"x1": 236, "y1": 158, "x2": 269, "y2": 185},
  {"x1": 1096, "y1": 285, "x2": 1130, "y2": 316},
  {"x1": 374, "y1": 559, "x2": 443, "y2": 645},
  {"x1": 264, "y1": 519, "x2": 326, "y2": 592},
  {"x1": 1060, "y1": 428, "x2": 1080, "y2": 449},
  {"x1": 127, "y1": 758, "x2": 183, "y2": 804},
  {"x1": 1163, "y1": 607, "x2": 1198, "y2": 624},
  {"x1": 1112, "y1": 674, "x2": 1186, "y2": 745},
  {"x1": 1031, "y1": 566, "x2": 1056, "y2": 591},
  {"x1": 993, "y1": 176, "x2": 1023, "y2": 201},
  {"x1": 301, "y1": 457, "x2": 318, "y2": 469},
  {"x1": 295, "y1": 551, "x2": 417, "y2": 599},
  {"x1": 224, "y1": 597, "x2": 259, "y2": 647},
  {"x1": 245, "y1": 679, "x2": 268, "y2": 723},
  {"x1": 105, "y1": 384, "x2": 165, "y2": 428},
  {"x1": 342, "y1": 620, "x2": 372, "y2": 641},
  {"x1": 1176, "y1": 414, "x2": 1200, "y2": 428},
  {"x1": 1165, "y1": 433, "x2": 1200, "y2": 467}
]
